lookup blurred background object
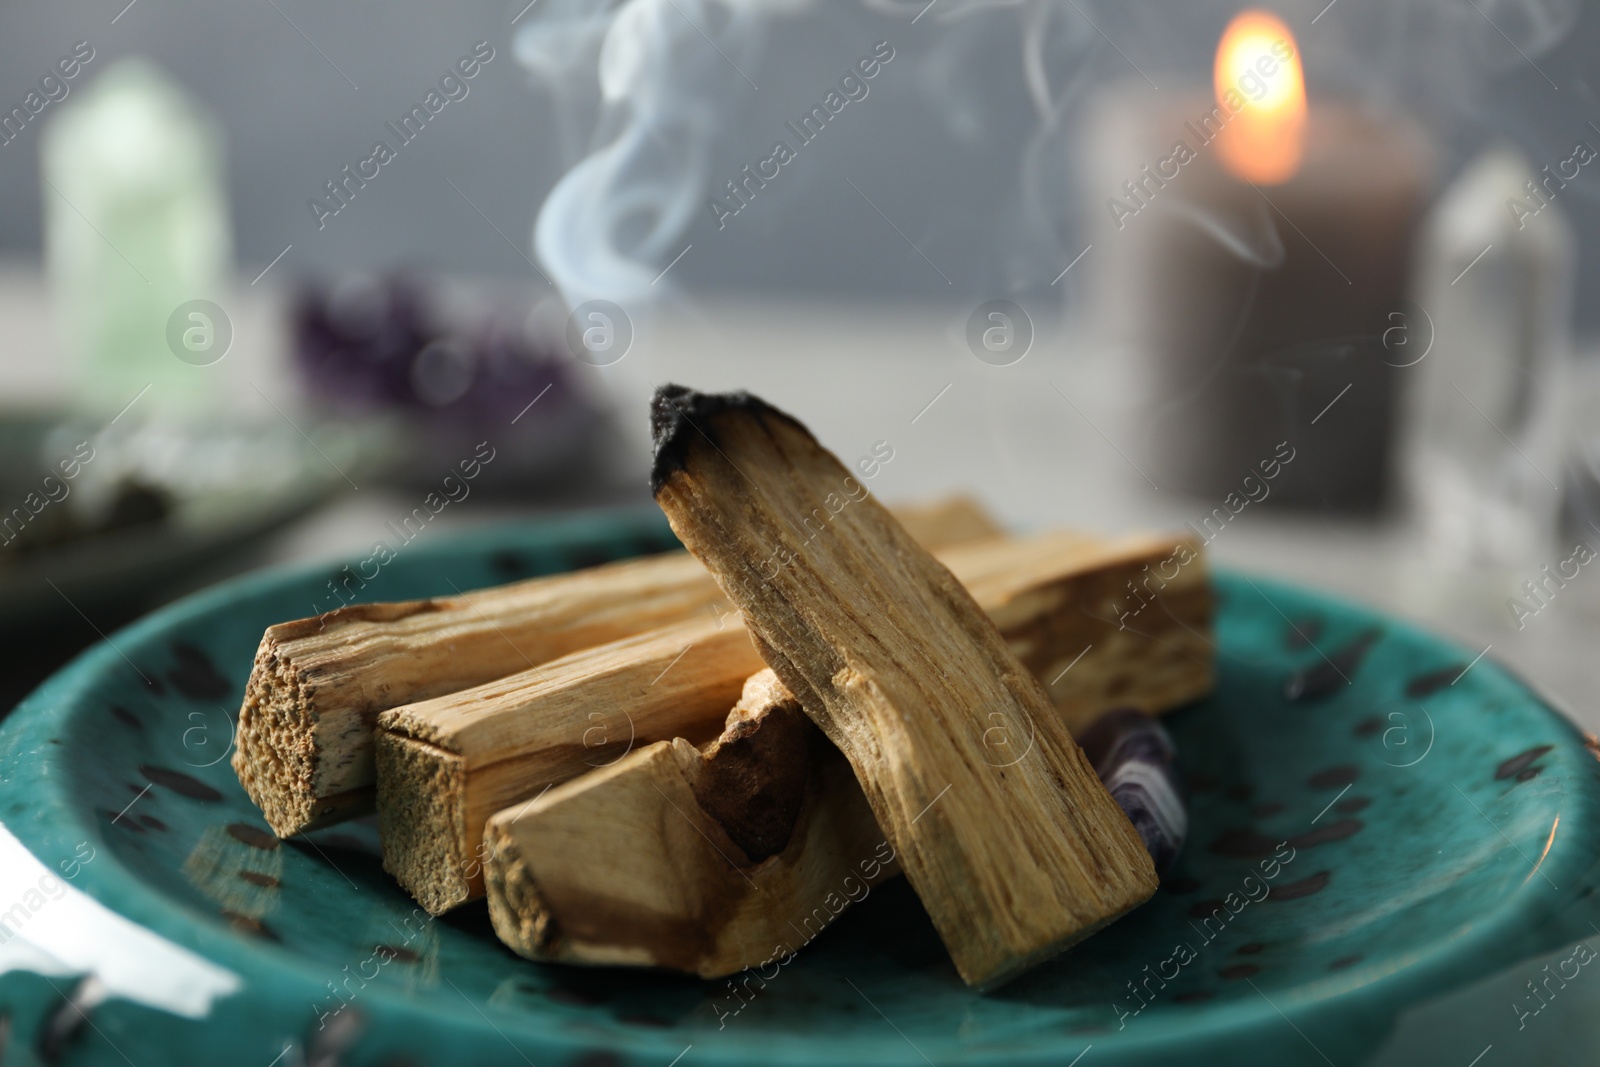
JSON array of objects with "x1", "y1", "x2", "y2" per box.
[
  {"x1": 42, "y1": 56, "x2": 232, "y2": 417},
  {"x1": 0, "y1": 0, "x2": 1598, "y2": 757},
  {"x1": 290, "y1": 272, "x2": 609, "y2": 492},
  {"x1": 1403, "y1": 145, "x2": 1574, "y2": 568},
  {"x1": 1079, "y1": 11, "x2": 1432, "y2": 508},
  {"x1": 0, "y1": 2, "x2": 1593, "y2": 311}
]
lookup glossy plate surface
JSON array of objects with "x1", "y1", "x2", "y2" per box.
[{"x1": 2, "y1": 509, "x2": 1598, "y2": 1066}]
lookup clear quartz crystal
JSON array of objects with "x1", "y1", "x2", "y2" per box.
[
  {"x1": 41, "y1": 59, "x2": 232, "y2": 418},
  {"x1": 1403, "y1": 146, "x2": 1573, "y2": 567}
]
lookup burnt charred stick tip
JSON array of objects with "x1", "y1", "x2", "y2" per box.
[
  {"x1": 646, "y1": 382, "x2": 1157, "y2": 989},
  {"x1": 650, "y1": 385, "x2": 799, "y2": 495},
  {"x1": 1079, "y1": 707, "x2": 1187, "y2": 876}
]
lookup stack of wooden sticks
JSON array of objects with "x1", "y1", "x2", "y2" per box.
[{"x1": 232, "y1": 386, "x2": 1213, "y2": 989}]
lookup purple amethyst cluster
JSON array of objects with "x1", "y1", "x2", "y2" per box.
[
  {"x1": 1080, "y1": 707, "x2": 1187, "y2": 876},
  {"x1": 291, "y1": 274, "x2": 576, "y2": 425}
]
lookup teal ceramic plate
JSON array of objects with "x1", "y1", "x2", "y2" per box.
[{"x1": 2, "y1": 509, "x2": 1599, "y2": 1067}]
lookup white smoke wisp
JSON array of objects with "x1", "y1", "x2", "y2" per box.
[
  {"x1": 518, "y1": 0, "x2": 1058, "y2": 310},
  {"x1": 517, "y1": 0, "x2": 1585, "y2": 313},
  {"x1": 521, "y1": 0, "x2": 804, "y2": 310}
]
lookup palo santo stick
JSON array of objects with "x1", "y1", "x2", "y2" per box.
[
  {"x1": 377, "y1": 527, "x2": 1205, "y2": 915},
  {"x1": 233, "y1": 497, "x2": 999, "y2": 837},
  {"x1": 649, "y1": 386, "x2": 1158, "y2": 988},
  {"x1": 964, "y1": 527, "x2": 1211, "y2": 734},
  {"x1": 484, "y1": 670, "x2": 895, "y2": 978},
  {"x1": 233, "y1": 554, "x2": 716, "y2": 838},
  {"x1": 888, "y1": 494, "x2": 1004, "y2": 551},
  {"x1": 377, "y1": 615, "x2": 764, "y2": 914},
  {"x1": 483, "y1": 533, "x2": 1214, "y2": 975}
]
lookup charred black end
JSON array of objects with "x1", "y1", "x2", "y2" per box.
[{"x1": 648, "y1": 385, "x2": 807, "y2": 496}]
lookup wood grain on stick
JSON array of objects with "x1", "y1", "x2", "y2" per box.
[
  {"x1": 647, "y1": 386, "x2": 1159, "y2": 988},
  {"x1": 963, "y1": 527, "x2": 1211, "y2": 734},
  {"x1": 376, "y1": 616, "x2": 763, "y2": 914},
  {"x1": 382, "y1": 525, "x2": 1208, "y2": 915},
  {"x1": 379, "y1": 525, "x2": 1206, "y2": 916},
  {"x1": 484, "y1": 670, "x2": 896, "y2": 978},
  {"x1": 481, "y1": 532, "x2": 1213, "y2": 976},
  {"x1": 233, "y1": 497, "x2": 998, "y2": 837}
]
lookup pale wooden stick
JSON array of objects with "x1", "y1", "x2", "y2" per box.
[
  {"x1": 648, "y1": 386, "x2": 1158, "y2": 988},
  {"x1": 484, "y1": 670, "x2": 892, "y2": 978},
  {"x1": 482, "y1": 529, "x2": 1214, "y2": 975},
  {"x1": 966, "y1": 527, "x2": 1212, "y2": 734},
  {"x1": 377, "y1": 527, "x2": 1205, "y2": 916},
  {"x1": 233, "y1": 497, "x2": 999, "y2": 837},
  {"x1": 376, "y1": 616, "x2": 763, "y2": 914}
]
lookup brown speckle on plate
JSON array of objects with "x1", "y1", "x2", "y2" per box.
[
  {"x1": 1496, "y1": 745, "x2": 1554, "y2": 781},
  {"x1": 1269, "y1": 871, "x2": 1331, "y2": 901},
  {"x1": 1285, "y1": 616, "x2": 1323, "y2": 649},
  {"x1": 139, "y1": 765, "x2": 223, "y2": 803},
  {"x1": 1309, "y1": 765, "x2": 1359, "y2": 789},
  {"x1": 1284, "y1": 628, "x2": 1382, "y2": 702},
  {"x1": 222, "y1": 911, "x2": 279, "y2": 940},
  {"x1": 104, "y1": 810, "x2": 146, "y2": 833},
  {"x1": 227, "y1": 822, "x2": 280, "y2": 850},
  {"x1": 1406, "y1": 665, "x2": 1465, "y2": 699},
  {"x1": 1209, "y1": 828, "x2": 1280, "y2": 858},
  {"x1": 167, "y1": 641, "x2": 232, "y2": 701},
  {"x1": 1290, "y1": 819, "x2": 1363, "y2": 849},
  {"x1": 488, "y1": 550, "x2": 530, "y2": 578},
  {"x1": 377, "y1": 944, "x2": 421, "y2": 963}
]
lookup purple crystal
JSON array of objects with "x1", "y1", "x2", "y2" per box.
[
  {"x1": 1079, "y1": 706, "x2": 1187, "y2": 876},
  {"x1": 290, "y1": 273, "x2": 576, "y2": 423}
]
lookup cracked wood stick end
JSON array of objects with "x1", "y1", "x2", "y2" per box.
[
  {"x1": 234, "y1": 499, "x2": 998, "y2": 837},
  {"x1": 481, "y1": 535, "x2": 1210, "y2": 975},
  {"x1": 391, "y1": 526, "x2": 1205, "y2": 917},
  {"x1": 484, "y1": 670, "x2": 893, "y2": 977}
]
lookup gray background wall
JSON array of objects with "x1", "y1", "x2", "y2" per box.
[{"x1": 1, "y1": 0, "x2": 1597, "y2": 324}]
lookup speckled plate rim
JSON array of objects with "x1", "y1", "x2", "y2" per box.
[{"x1": 3, "y1": 507, "x2": 1600, "y2": 1066}]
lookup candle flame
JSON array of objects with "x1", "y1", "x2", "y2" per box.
[{"x1": 1214, "y1": 10, "x2": 1306, "y2": 184}]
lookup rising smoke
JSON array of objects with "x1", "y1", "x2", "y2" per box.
[{"x1": 513, "y1": 0, "x2": 1584, "y2": 313}]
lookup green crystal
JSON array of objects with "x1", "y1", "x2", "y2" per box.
[{"x1": 41, "y1": 58, "x2": 233, "y2": 418}]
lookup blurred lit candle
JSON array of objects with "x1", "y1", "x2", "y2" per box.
[
  {"x1": 1081, "y1": 10, "x2": 1432, "y2": 508},
  {"x1": 1213, "y1": 10, "x2": 1305, "y2": 184}
]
